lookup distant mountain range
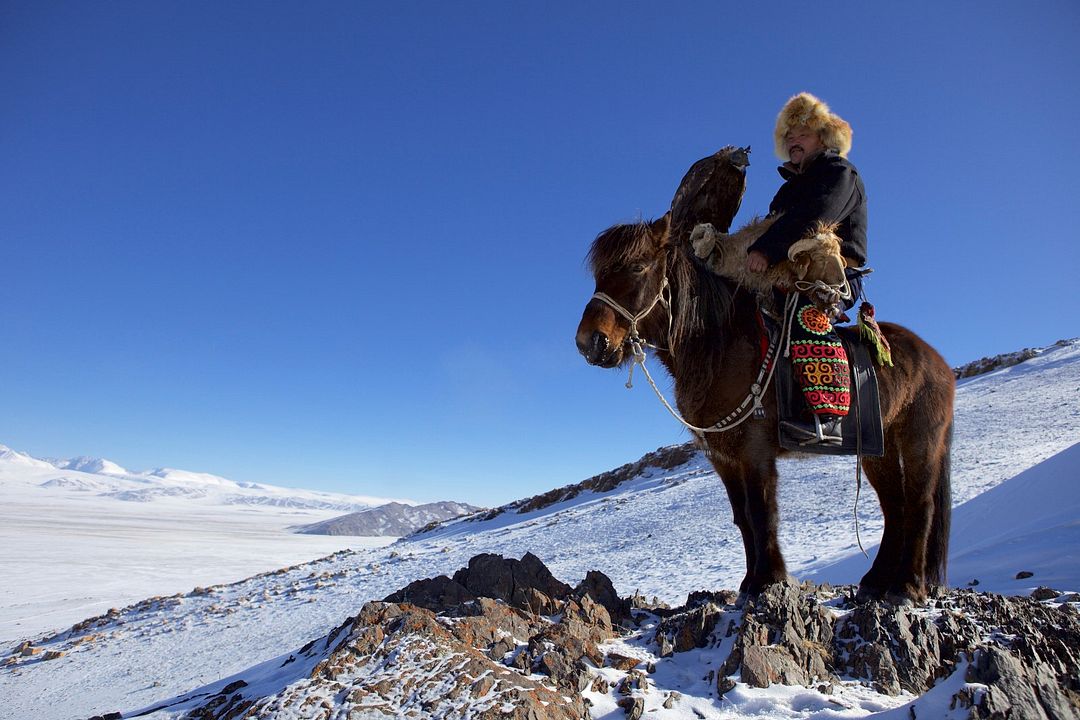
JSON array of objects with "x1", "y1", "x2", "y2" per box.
[
  {"x1": 0, "y1": 444, "x2": 414, "y2": 514},
  {"x1": 294, "y1": 501, "x2": 482, "y2": 537}
]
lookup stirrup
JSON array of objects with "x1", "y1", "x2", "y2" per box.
[{"x1": 782, "y1": 416, "x2": 842, "y2": 446}]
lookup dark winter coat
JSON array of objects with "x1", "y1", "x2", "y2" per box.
[{"x1": 748, "y1": 150, "x2": 867, "y2": 267}]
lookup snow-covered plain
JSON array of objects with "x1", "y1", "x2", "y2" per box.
[
  {"x1": 1, "y1": 339, "x2": 1078, "y2": 719},
  {"x1": 0, "y1": 448, "x2": 406, "y2": 644}
]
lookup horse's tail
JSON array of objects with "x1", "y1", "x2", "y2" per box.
[{"x1": 925, "y1": 420, "x2": 953, "y2": 587}]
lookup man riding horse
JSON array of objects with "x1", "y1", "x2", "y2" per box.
[
  {"x1": 705, "y1": 92, "x2": 868, "y2": 446},
  {"x1": 577, "y1": 96, "x2": 954, "y2": 604}
]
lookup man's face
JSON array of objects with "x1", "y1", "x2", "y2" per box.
[{"x1": 785, "y1": 125, "x2": 824, "y2": 166}]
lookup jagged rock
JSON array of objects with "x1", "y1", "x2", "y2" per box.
[
  {"x1": 1016, "y1": 570, "x2": 1035, "y2": 580},
  {"x1": 962, "y1": 645, "x2": 1080, "y2": 720},
  {"x1": 721, "y1": 581, "x2": 832, "y2": 689},
  {"x1": 178, "y1": 601, "x2": 589, "y2": 720},
  {"x1": 153, "y1": 554, "x2": 1080, "y2": 720},
  {"x1": 1031, "y1": 586, "x2": 1060, "y2": 601},
  {"x1": 617, "y1": 696, "x2": 644, "y2": 719},
  {"x1": 685, "y1": 589, "x2": 739, "y2": 607},
  {"x1": 650, "y1": 580, "x2": 1080, "y2": 714},
  {"x1": 575, "y1": 570, "x2": 632, "y2": 624},
  {"x1": 382, "y1": 574, "x2": 475, "y2": 610},
  {"x1": 444, "y1": 597, "x2": 544, "y2": 654},
  {"x1": 607, "y1": 652, "x2": 641, "y2": 671},
  {"x1": 836, "y1": 597, "x2": 967, "y2": 694},
  {"x1": 663, "y1": 691, "x2": 682, "y2": 708},
  {"x1": 741, "y1": 645, "x2": 812, "y2": 687},
  {"x1": 617, "y1": 670, "x2": 648, "y2": 694},
  {"x1": 563, "y1": 595, "x2": 614, "y2": 644},
  {"x1": 526, "y1": 620, "x2": 604, "y2": 693},
  {"x1": 629, "y1": 592, "x2": 672, "y2": 615},
  {"x1": 654, "y1": 602, "x2": 725, "y2": 655},
  {"x1": 450, "y1": 552, "x2": 572, "y2": 614}
]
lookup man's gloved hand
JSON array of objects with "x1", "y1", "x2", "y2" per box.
[
  {"x1": 689, "y1": 223, "x2": 726, "y2": 259},
  {"x1": 746, "y1": 250, "x2": 769, "y2": 274}
]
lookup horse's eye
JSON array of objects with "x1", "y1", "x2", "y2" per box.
[{"x1": 628, "y1": 262, "x2": 648, "y2": 274}]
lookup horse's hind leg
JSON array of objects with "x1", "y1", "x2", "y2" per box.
[
  {"x1": 890, "y1": 411, "x2": 950, "y2": 603},
  {"x1": 858, "y1": 447, "x2": 905, "y2": 600}
]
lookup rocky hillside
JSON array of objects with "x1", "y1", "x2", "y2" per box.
[
  {"x1": 95, "y1": 553, "x2": 1079, "y2": 720},
  {"x1": 953, "y1": 338, "x2": 1074, "y2": 379},
  {"x1": 447, "y1": 442, "x2": 698, "y2": 527},
  {"x1": 295, "y1": 501, "x2": 482, "y2": 537}
]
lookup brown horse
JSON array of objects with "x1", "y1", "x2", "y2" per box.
[{"x1": 574, "y1": 214, "x2": 955, "y2": 604}]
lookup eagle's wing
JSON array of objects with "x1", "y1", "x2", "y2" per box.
[{"x1": 669, "y1": 145, "x2": 750, "y2": 243}]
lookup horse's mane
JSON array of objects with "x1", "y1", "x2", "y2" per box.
[
  {"x1": 667, "y1": 240, "x2": 735, "y2": 352},
  {"x1": 586, "y1": 215, "x2": 737, "y2": 355},
  {"x1": 585, "y1": 220, "x2": 659, "y2": 276}
]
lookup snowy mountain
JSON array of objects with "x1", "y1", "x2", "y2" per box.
[
  {"x1": 295, "y1": 501, "x2": 483, "y2": 537},
  {"x1": 1, "y1": 339, "x2": 1078, "y2": 720},
  {"x1": 0, "y1": 444, "x2": 412, "y2": 512},
  {"x1": 51, "y1": 455, "x2": 129, "y2": 476}
]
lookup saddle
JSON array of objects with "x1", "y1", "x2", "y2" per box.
[{"x1": 768, "y1": 315, "x2": 885, "y2": 456}]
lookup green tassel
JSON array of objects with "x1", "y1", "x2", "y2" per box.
[{"x1": 858, "y1": 312, "x2": 894, "y2": 367}]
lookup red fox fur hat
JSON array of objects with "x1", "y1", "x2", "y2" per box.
[{"x1": 773, "y1": 92, "x2": 852, "y2": 161}]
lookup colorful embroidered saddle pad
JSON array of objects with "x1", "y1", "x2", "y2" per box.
[{"x1": 774, "y1": 324, "x2": 885, "y2": 456}]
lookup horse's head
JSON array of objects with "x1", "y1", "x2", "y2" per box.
[{"x1": 575, "y1": 215, "x2": 671, "y2": 368}]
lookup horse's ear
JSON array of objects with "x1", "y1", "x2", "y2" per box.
[{"x1": 653, "y1": 212, "x2": 672, "y2": 247}]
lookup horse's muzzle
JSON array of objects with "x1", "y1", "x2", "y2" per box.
[{"x1": 576, "y1": 330, "x2": 620, "y2": 367}]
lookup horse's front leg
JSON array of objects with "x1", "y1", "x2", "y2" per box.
[
  {"x1": 712, "y1": 462, "x2": 756, "y2": 595},
  {"x1": 737, "y1": 454, "x2": 790, "y2": 595}
]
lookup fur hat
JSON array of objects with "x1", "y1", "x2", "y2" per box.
[{"x1": 773, "y1": 92, "x2": 852, "y2": 161}]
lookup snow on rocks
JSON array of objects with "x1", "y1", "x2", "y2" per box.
[{"x1": 79, "y1": 554, "x2": 1080, "y2": 720}]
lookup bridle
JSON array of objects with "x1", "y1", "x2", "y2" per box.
[
  {"x1": 589, "y1": 265, "x2": 795, "y2": 437},
  {"x1": 590, "y1": 276, "x2": 673, "y2": 361}
]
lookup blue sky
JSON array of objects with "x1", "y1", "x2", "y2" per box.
[{"x1": 2, "y1": 1, "x2": 1077, "y2": 505}]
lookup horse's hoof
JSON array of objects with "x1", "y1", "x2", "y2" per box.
[
  {"x1": 855, "y1": 585, "x2": 885, "y2": 604},
  {"x1": 884, "y1": 592, "x2": 917, "y2": 608}
]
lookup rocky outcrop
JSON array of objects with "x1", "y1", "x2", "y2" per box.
[
  {"x1": 171, "y1": 602, "x2": 590, "y2": 720},
  {"x1": 656, "y1": 581, "x2": 1080, "y2": 718},
  {"x1": 137, "y1": 556, "x2": 1079, "y2": 720},
  {"x1": 952, "y1": 338, "x2": 1075, "y2": 379},
  {"x1": 167, "y1": 553, "x2": 621, "y2": 719}
]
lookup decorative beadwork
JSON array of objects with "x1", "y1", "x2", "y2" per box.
[{"x1": 790, "y1": 303, "x2": 850, "y2": 416}]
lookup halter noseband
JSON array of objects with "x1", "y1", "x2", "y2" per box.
[{"x1": 590, "y1": 276, "x2": 672, "y2": 352}]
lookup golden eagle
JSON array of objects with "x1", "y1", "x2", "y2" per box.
[{"x1": 669, "y1": 145, "x2": 750, "y2": 245}]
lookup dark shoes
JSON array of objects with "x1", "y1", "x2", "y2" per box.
[{"x1": 781, "y1": 415, "x2": 843, "y2": 446}]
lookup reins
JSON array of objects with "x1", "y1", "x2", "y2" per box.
[{"x1": 591, "y1": 280, "x2": 798, "y2": 437}]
